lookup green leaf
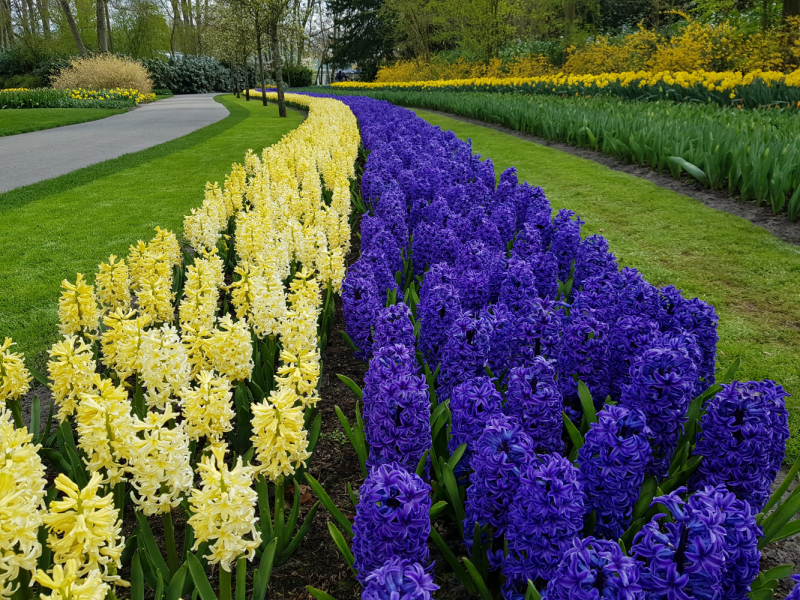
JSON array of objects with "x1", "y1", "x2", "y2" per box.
[
  {"x1": 415, "y1": 449, "x2": 429, "y2": 478},
  {"x1": 307, "y1": 587, "x2": 338, "y2": 600},
  {"x1": 166, "y1": 564, "x2": 188, "y2": 600},
  {"x1": 761, "y1": 452, "x2": 800, "y2": 516},
  {"x1": 760, "y1": 485, "x2": 800, "y2": 548},
  {"x1": 340, "y1": 332, "x2": 360, "y2": 355},
  {"x1": 758, "y1": 564, "x2": 793, "y2": 583},
  {"x1": 31, "y1": 395, "x2": 40, "y2": 439},
  {"x1": 284, "y1": 502, "x2": 319, "y2": 559},
  {"x1": 336, "y1": 374, "x2": 363, "y2": 400},
  {"x1": 155, "y1": 570, "x2": 165, "y2": 600},
  {"x1": 748, "y1": 589, "x2": 775, "y2": 600},
  {"x1": 719, "y1": 357, "x2": 740, "y2": 384},
  {"x1": 28, "y1": 367, "x2": 51, "y2": 387},
  {"x1": 562, "y1": 412, "x2": 584, "y2": 460},
  {"x1": 136, "y1": 511, "x2": 172, "y2": 583},
  {"x1": 769, "y1": 520, "x2": 800, "y2": 544},
  {"x1": 304, "y1": 475, "x2": 354, "y2": 537},
  {"x1": 428, "y1": 528, "x2": 475, "y2": 594},
  {"x1": 235, "y1": 558, "x2": 246, "y2": 600},
  {"x1": 462, "y1": 557, "x2": 493, "y2": 600},
  {"x1": 443, "y1": 463, "x2": 465, "y2": 536},
  {"x1": 252, "y1": 538, "x2": 277, "y2": 600},
  {"x1": 525, "y1": 580, "x2": 542, "y2": 600},
  {"x1": 447, "y1": 443, "x2": 467, "y2": 471},
  {"x1": 327, "y1": 522, "x2": 355, "y2": 571},
  {"x1": 132, "y1": 551, "x2": 145, "y2": 600},
  {"x1": 187, "y1": 553, "x2": 218, "y2": 600},
  {"x1": 430, "y1": 500, "x2": 448, "y2": 518},
  {"x1": 577, "y1": 381, "x2": 598, "y2": 425},
  {"x1": 668, "y1": 156, "x2": 710, "y2": 187}
]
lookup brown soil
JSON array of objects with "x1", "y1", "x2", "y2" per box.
[{"x1": 418, "y1": 109, "x2": 800, "y2": 246}]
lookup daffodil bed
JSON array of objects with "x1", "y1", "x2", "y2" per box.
[
  {"x1": 318, "y1": 87, "x2": 800, "y2": 221},
  {"x1": 332, "y1": 69, "x2": 800, "y2": 109},
  {"x1": 0, "y1": 87, "x2": 156, "y2": 110},
  {"x1": 2, "y1": 89, "x2": 800, "y2": 600}
]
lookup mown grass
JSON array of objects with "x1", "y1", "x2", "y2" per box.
[
  {"x1": 0, "y1": 107, "x2": 128, "y2": 137},
  {"x1": 0, "y1": 94, "x2": 303, "y2": 370},
  {"x1": 413, "y1": 108, "x2": 800, "y2": 461}
]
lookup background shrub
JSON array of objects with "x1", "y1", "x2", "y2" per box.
[
  {"x1": 142, "y1": 55, "x2": 230, "y2": 94},
  {"x1": 0, "y1": 47, "x2": 69, "y2": 89},
  {"x1": 274, "y1": 65, "x2": 313, "y2": 87},
  {"x1": 52, "y1": 55, "x2": 153, "y2": 93}
]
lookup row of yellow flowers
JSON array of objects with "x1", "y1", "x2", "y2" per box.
[
  {"x1": 0, "y1": 93, "x2": 359, "y2": 600},
  {"x1": 333, "y1": 68, "x2": 800, "y2": 107},
  {"x1": 67, "y1": 87, "x2": 155, "y2": 104}
]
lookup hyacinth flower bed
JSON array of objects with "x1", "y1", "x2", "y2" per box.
[{"x1": 282, "y1": 93, "x2": 800, "y2": 600}]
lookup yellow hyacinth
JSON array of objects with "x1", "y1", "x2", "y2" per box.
[
  {"x1": 128, "y1": 404, "x2": 193, "y2": 515},
  {"x1": 206, "y1": 315, "x2": 253, "y2": 382},
  {"x1": 34, "y1": 560, "x2": 109, "y2": 600},
  {"x1": 47, "y1": 335, "x2": 96, "y2": 422},
  {"x1": 139, "y1": 324, "x2": 190, "y2": 409},
  {"x1": 57, "y1": 273, "x2": 100, "y2": 335},
  {"x1": 250, "y1": 385, "x2": 310, "y2": 480},
  {"x1": 181, "y1": 323, "x2": 214, "y2": 377},
  {"x1": 95, "y1": 255, "x2": 131, "y2": 313},
  {"x1": 187, "y1": 445, "x2": 261, "y2": 572},
  {"x1": 136, "y1": 273, "x2": 174, "y2": 324},
  {"x1": 76, "y1": 376, "x2": 136, "y2": 485},
  {"x1": 43, "y1": 473, "x2": 125, "y2": 578},
  {"x1": 178, "y1": 370, "x2": 234, "y2": 442},
  {"x1": 0, "y1": 407, "x2": 47, "y2": 599},
  {"x1": 179, "y1": 250, "x2": 223, "y2": 329},
  {"x1": 248, "y1": 270, "x2": 287, "y2": 339},
  {"x1": 0, "y1": 338, "x2": 31, "y2": 406}
]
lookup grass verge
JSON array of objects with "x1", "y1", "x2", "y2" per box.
[
  {"x1": 0, "y1": 107, "x2": 129, "y2": 137},
  {"x1": 0, "y1": 94, "x2": 303, "y2": 370},
  {"x1": 413, "y1": 108, "x2": 800, "y2": 461}
]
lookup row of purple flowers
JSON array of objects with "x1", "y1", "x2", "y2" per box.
[{"x1": 309, "y1": 93, "x2": 796, "y2": 600}]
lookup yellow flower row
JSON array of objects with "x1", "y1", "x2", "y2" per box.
[
  {"x1": 333, "y1": 67, "x2": 800, "y2": 94},
  {"x1": 67, "y1": 87, "x2": 155, "y2": 103},
  {"x1": 0, "y1": 93, "x2": 359, "y2": 597}
]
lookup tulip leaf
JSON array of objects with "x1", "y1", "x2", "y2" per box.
[{"x1": 187, "y1": 553, "x2": 217, "y2": 600}]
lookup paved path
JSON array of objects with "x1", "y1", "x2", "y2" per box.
[{"x1": 0, "y1": 93, "x2": 229, "y2": 193}]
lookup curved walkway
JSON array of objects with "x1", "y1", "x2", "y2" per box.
[{"x1": 0, "y1": 93, "x2": 229, "y2": 193}]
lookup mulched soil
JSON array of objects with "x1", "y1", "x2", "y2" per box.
[{"x1": 418, "y1": 109, "x2": 800, "y2": 246}]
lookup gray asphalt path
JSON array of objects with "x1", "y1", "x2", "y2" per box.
[{"x1": 0, "y1": 93, "x2": 229, "y2": 193}]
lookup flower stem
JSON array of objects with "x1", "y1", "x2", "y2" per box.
[
  {"x1": 162, "y1": 510, "x2": 179, "y2": 575},
  {"x1": 8, "y1": 398, "x2": 24, "y2": 429},
  {"x1": 219, "y1": 565, "x2": 232, "y2": 600}
]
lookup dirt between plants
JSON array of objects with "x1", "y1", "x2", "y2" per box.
[{"x1": 417, "y1": 109, "x2": 800, "y2": 247}]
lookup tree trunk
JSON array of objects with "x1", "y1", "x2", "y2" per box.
[
  {"x1": 58, "y1": 0, "x2": 87, "y2": 55},
  {"x1": 256, "y1": 32, "x2": 267, "y2": 105},
  {"x1": 245, "y1": 65, "x2": 250, "y2": 100},
  {"x1": 36, "y1": 0, "x2": 50, "y2": 37},
  {"x1": 105, "y1": 0, "x2": 113, "y2": 52},
  {"x1": 271, "y1": 17, "x2": 286, "y2": 117},
  {"x1": 96, "y1": 0, "x2": 108, "y2": 52},
  {"x1": 783, "y1": 0, "x2": 800, "y2": 18}
]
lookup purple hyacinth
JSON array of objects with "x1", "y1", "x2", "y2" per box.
[
  {"x1": 411, "y1": 222, "x2": 461, "y2": 276},
  {"x1": 616, "y1": 268, "x2": 664, "y2": 323},
  {"x1": 557, "y1": 309, "x2": 611, "y2": 409},
  {"x1": 436, "y1": 311, "x2": 490, "y2": 403},
  {"x1": 620, "y1": 337, "x2": 698, "y2": 477},
  {"x1": 482, "y1": 303, "x2": 517, "y2": 377},
  {"x1": 631, "y1": 487, "x2": 727, "y2": 600},
  {"x1": 573, "y1": 234, "x2": 618, "y2": 289},
  {"x1": 512, "y1": 297, "x2": 562, "y2": 365},
  {"x1": 361, "y1": 214, "x2": 403, "y2": 279},
  {"x1": 372, "y1": 302, "x2": 416, "y2": 353},
  {"x1": 342, "y1": 260, "x2": 382, "y2": 360},
  {"x1": 550, "y1": 209, "x2": 584, "y2": 282},
  {"x1": 511, "y1": 223, "x2": 543, "y2": 261},
  {"x1": 577, "y1": 405, "x2": 652, "y2": 540},
  {"x1": 504, "y1": 360, "x2": 564, "y2": 454},
  {"x1": 362, "y1": 344, "x2": 429, "y2": 474},
  {"x1": 464, "y1": 415, "x2": 536, "y2": 558},
  {"x1": 692, "y1": 380, "x2": 790, "y2": 511},
  {"x1": 659, "y1": 285, "x2": 719, "y2": 393},
  {"x1": 541, "y1": 537, "x2": 644, "y2": 600},
  {"x1": 529, "y1": 251, "x2": 559, "y2": 300},
  {"x1": 352, "y1": 463, "x2": 431, "y2": 582},
  {"x1": 448, "y1": 376, "x2": 504, "y2": 472},
  {"x1": 374, "y1": 188, "x2": 410, "y2": 252},
  {"x1": 570, "y1": 272, "x2": 621, "y2": 325},
  {"x1": 416, "y1": 283, "x2": 461, "y2": 368},
  {"x1": 454, "y1": 240, "x2": 495, "y2": 310},
  {"x1": 499, "y1": 258, "x2": 540, "y2": 313},
  {"x1": 693, "y1": 485, "x2": 761, "y2": 600},
  {"x1": 362, "y1": 558, "x2": 438, "y2": 600},
  {"x1": 787, "y1": 576, "x2": 800, "y2": 600},
  {"x1": 503, "y1": 453, "x2": 585, "y2": 596},
  {"x1": 607, "y1": 315, "x2": 660, "y2": 401}
]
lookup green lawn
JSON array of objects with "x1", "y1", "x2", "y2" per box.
[
  {"x1": 0, "y1": 94, "x2": 303, "y2": 370},
  {"x1": 0, "y1": 107, "x2": 129, "y2": 137},
  {"x1": 413, "y1": 109, "x2": 800, "y2": 461}
]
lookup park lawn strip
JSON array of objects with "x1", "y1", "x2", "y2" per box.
[
  {"x1": 0, "y1": 94, "x2": 303, "y2": 371},
  {"x1": 413, "y1": 108, "x2": 800, "y2": 461},
  {"x1": 0, "y1": 107, "x2": 129, "y2": 137}
]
